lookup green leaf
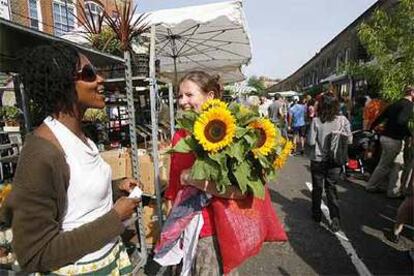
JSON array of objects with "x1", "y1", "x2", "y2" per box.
[
  {"x1": 191, "y1": 159, "x2": 209, "y2": 180},
  {"x1": 235, "y1": 126, "x2": 249, "y2": 138},
  {"x1": 244, "y1": 131, "x2": 259, "y2": 147},
  {"x1": 257, "y1": 154, "x2": 272, "y2": 169},
  {"x1": 246, "y1": 176, "x2": 265, "y2": 199},
  {"x1": 176, "y1": 110, "x2": 198, "y2": 132},
  {"x1": 168, "y1": 137, "x2": 197, "y2": 153},
  {"x1": 190, "y1": 157, "x2": 221, "y2": 181},
  {"x1": 233, "y1": 161, "x2": 251, "y2": 194},
  {"x1": 224, "y1": 140, "x2": 246, "y2": 163}
]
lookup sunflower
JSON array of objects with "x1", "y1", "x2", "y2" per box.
[
  {"x1": 201, "y1": 98, "x2": 228, "y2": 111},
  {"x1": 194, "y1": 106, "x2": 236, "y2": 152},
  {"x1": 249, "y1": 118, "x2": 277, "y2": 157},
  {"x1": 273, "y1": 140, "x2": 294, "y2": 169}
]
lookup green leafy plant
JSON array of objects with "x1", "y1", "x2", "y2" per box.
[
  {"x1": 83, "y1": 108, "x2": 109, "y2": 123},
  {"x1": 357, "y1": 0, "x2": 414, "y2": 101},
  {"x1": 0, "y1": 106, "x2": 20, "y2": 126}
]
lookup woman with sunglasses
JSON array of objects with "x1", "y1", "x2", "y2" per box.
[{"x1": 0, "y1": 44, "x2": 139, "y2": 274}]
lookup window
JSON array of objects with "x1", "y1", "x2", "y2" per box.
[
  {"x1": 53, "y1": 0, "x2": 76, "y2": 36},
  {"x1": 84, "y1": 1, "x2": 104, "y2": 27},
  {"x1": 345, "y1": 48, "x2": 351, "y2": 64},
  {"x1": 28, "y1": 0, "x2": 40, "y2": 30},
  {"x1": 336, "y1": 53, "x2": 343, "y2": 72}
]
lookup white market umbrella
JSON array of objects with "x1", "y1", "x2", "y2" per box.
[{"x1": 144, "y1": 0, "x2": 252, "y2": 84}]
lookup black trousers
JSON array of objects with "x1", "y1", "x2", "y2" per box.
[{"x1": 310, "y1": 160, "x2": 341, "y2": 219}]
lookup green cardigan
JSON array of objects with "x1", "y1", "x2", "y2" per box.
[{"x1": 0, "y1": 134, "x2": 125, "y2": 273}]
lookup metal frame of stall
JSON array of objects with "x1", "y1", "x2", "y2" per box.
[{"x1": 119, "y1": 25, "x2": 175, "y2": 273}]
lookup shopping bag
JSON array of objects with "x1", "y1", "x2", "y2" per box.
[{"x1": 211, "y1": 188, "x2": 287, "y2": 274}]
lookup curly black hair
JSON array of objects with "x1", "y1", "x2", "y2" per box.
[{"x1": 20, "y1": 43, "x2": 81, "y2": 126}]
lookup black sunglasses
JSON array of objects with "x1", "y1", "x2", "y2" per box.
[{"x1": 75, "y1": 64, "x2": 98, "y2": 82}]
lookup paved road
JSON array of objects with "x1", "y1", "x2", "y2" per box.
[{"x1": 239, "y1": 155, "x2": 413, "y2": 275}]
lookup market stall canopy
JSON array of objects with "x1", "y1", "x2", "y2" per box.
[
  {"x1": 145, "y1": 0, "x2": 251, "y2": 84},
  {"x1": 63, "y1": 0, "x2": 252, "y2": 84},
  {"x1": 0, "y1": 18, "x2": 123, "y2": 73},
  {"x1": 268, "y1": 91, "x2": 302, "y2": 98}
]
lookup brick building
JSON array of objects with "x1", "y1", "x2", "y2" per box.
[
  {"x1": 266, "y1": 0, "x2": 397, "y2": 99},
  {"x1": 7, "y1": 0, "x2": 127, "y2": 36}
]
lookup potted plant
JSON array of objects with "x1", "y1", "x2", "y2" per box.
[
  {"x1": 82, "y1": 108, "x2": 109, "y2": 148},
  {"x1": 0, "y1": 106, "x2": 21, "y2": 132}
]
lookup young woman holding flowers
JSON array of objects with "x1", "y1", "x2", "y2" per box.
[{"x1": 163, "y1": 71, "x2": 287, "y2": 275}]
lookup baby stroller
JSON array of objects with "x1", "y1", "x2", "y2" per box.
[{"x1": 346, "y1": 130, "x2": 378, "y2": 177}]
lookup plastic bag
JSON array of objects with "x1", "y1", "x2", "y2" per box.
[{"x1": 211, "y1": 188, "x2": 287, "y2": 274}]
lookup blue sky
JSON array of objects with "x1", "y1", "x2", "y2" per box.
[{"x1": 136, "y1": 0, "x2": 378, "y2": 80}]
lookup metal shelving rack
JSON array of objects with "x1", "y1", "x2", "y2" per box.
[{"x1": 104, "y1": 28, "x2": 175, "y2": 272}]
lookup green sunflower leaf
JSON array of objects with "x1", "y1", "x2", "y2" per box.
[
  {"x1": 246, "y1": 176, "x2": 265, "y2": 199},
  {"x1": 257, "y1": 154, "x2": 273, "y2": 169},
  {"x1": 224, "y1": 140, "x2": 246, "y2": 163},
  {"x1": 176, "y1": 110, "x2": 198, "y2": 132},
  {"x1": 191, "y1": 157, "x2": 221, "y2": 181},
  {"x1": 266, "y1": 169, "x2": 278, "y2": 182},
  {"x1": 233, "y1": 161, "x2": 251, "y2": 194},
  {"x1": 235, "y1": 126, "x2": 249, "y2": 138},
  {"x1": 168, "y1": 137, "x2": 197, "y2": 153},
  {"x1": 244, "y1": 131, "x2": 259, "y2": 147}
]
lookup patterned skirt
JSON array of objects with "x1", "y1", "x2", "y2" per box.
[{"x1": 38, "y1": 241, "x2": 133, "y2": 276}]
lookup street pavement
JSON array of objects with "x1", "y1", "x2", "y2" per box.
[{"x1": 238, "y1": 154, "x2": 414, "y2": 276}]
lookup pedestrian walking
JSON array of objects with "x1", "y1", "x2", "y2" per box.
[
  {"x1": 366, "y1": 85, "x2": 414, "y2": 198},
  {"x1": 268, "y1": 93, "x2": 288, "y2": 138},
  {"x1": 289, "y1": 97, "x2": 307, "y2": 155},
  {"x1": 307, "y1": 92, "x2": 352, "y2": 232}
]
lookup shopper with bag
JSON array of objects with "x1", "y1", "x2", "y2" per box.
[
  {"x1": 308, "y1": 92, "x2": 352, "y2": 232},
  {"x1": 0, "y1": 44, "x2": 140, "y2": 274},
  {"x1": 160, "y1": 71, "x2": 287, "y2": 275}
]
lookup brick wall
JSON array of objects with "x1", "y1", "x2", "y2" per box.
[{"x1": 9, "y1": 0, "x2": 131, "y2": 35}]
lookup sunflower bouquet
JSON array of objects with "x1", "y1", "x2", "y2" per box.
[{"x1": 170, "y1": 99, "x2": 293, "y2": 199}]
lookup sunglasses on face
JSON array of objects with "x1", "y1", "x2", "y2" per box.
[{"x1": 75, "y1": 64, "x2": 98, "y2": 82}]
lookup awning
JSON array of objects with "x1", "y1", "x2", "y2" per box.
[
  {"x1": 320, "y1": 72, "x2": 348, "y2": 84},
  {"x1": 268, "y1": 91, "x2": 302, "y2": 97},
  {"x1": 0, "y1": 18, "x2": 124, "y2": 73}
]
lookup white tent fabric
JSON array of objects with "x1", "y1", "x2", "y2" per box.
[
  {"x1": 143, "y1": 0, "x2": 251, "y2": 84},
  {"x1": 63, "y1": 0, "x2": 251, "y2": 84},
  {"x1": 268, "y1": 91, "x2": 302, "y2": 97}
]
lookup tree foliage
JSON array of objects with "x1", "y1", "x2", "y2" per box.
[
  {"x1": 357, "y1": 0, "x2": 414, "y2": 101},
  {"x1": 247, "y1": 76, "x2": 266, "y2": 92}
]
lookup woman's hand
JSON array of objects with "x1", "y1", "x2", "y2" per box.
[
  {"x1": 180, "y1": 169, "x2": 192, "y2": 186},
  {"x1": 180, "y1": 169, "x2": 207, "y2": 190},
  {"x1": 113, "y1": 197, "x2": 140, "y2": 220},
  {"x1": 118, "y1": 178, "x2": 141, "y2": 193}
]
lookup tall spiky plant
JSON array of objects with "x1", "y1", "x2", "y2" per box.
[{"x1": 103, "y1": 0, "x2": 149, "y2": 52}]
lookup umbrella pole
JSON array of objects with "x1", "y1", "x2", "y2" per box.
[
  {"x1": 173, "y1": 56, "x2": 178, "y2": 93},
  {"x1": 168, "y1": 83, "x2": 175, "y2": 140}
]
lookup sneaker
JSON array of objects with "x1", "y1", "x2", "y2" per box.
[
  {"x1": 384, "y1": 230, "x2": 399, "y2": 243},
  {"x1": 386, "y1": 193, "x2": 404, "y2": 199},
  {"x1": 365, "y1": 186, "x2": 384, "y2": 193},
  {"x1": 331, "y1": 218, "x2": 341, "y2": 232},
  {"x1": 312, "y1": 213, "x2": 321, "y2": 223}
]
